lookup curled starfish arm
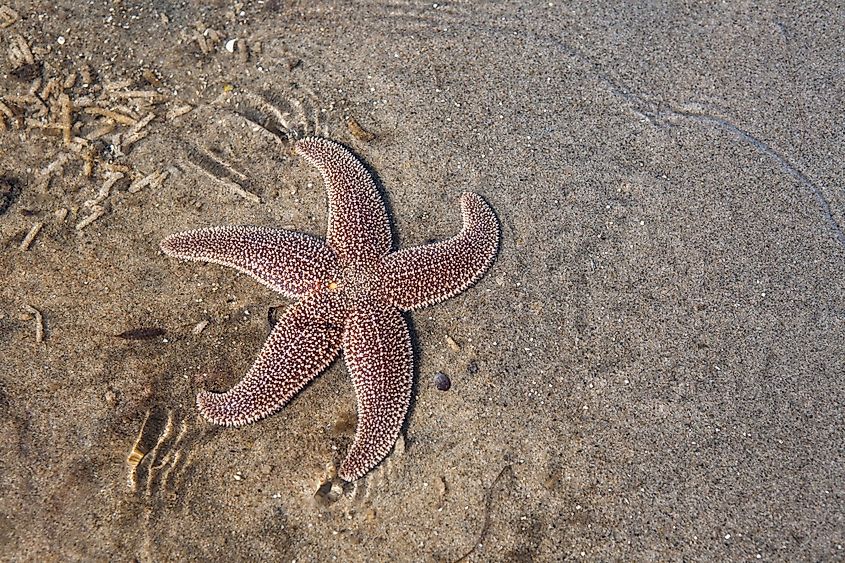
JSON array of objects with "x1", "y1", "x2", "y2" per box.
[
  {"x1": 339, "y1": 298, "x2": 413, "y2": 481},
  {"x1": 197, "y1": 291, "x2": 345, "y2": 426},
  {"x1": 295, "y1": 137, "x2": 392, "y2": 263},
  {"x1": 160, "y1": 226, "x2": 337, "y2": 298},
  {"x1": 379, "y1": 192, "x2": 499, "y2": 311}
]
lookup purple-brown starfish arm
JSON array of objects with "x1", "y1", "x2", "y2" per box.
[
  {"x1": 160, "y1": 226, "x2": 337, "y2": 299},
  {"x1": 196, "y1": 290, "x2": 346, "y2": 426},
  {"x1": 379, "y1": 192, "x2": 499, "y2": 311},
  {"x1": 295, "y1": 137, "x2": 392, "y2": 264},
  {"x1": 339, "y1": 297, "x2": 413, "y2": 481}
]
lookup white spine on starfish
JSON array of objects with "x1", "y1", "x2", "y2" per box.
[{"x1": 378, "y1": 192, "x2": 499, "y2": 311}]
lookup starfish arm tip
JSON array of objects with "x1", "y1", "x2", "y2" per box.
[
  {"x1": 338, "y1": 300, "x2": 413, "y2": 480},
  {"x1": 197, "y1": 390, "x2": 234, "y2": 426},
  {"x1": 159, "y1": 232, "x2": 181, "y2": 256},
  {"x1": 197, "y1": 389, "x2": 266, "y2": 427},
  {"x1": 337, "y1": 437, "x2": 399, "y2": 481}
]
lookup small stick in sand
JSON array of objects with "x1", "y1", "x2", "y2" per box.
[
  {"x1": 84, "y1": 171, "x2": 124, "y2": 207},
  {"x1": 8, "y1": 34, "x2": 34, "y2": 66},
  {"x1": 111, "y1": 90, "x2": 167, "y2": 103},
  {"x1": 104, "y1": 78, "x2": 132, "y2": 91},
  {"x1": 83, "y1": 107, "x2": 136, "y2": 126},
  {"x1": 237, "y1": 39, "x2": 249, "y2": 64},
  {"x1": 6, "y1": 94, "x2": 47, "y2": 118},
  {"x1": 0, "y1": 99, "x2": 13, "y2": 119},
  {"x1": 126, "y1": 112, "x2": 156, "y2": 136},
  {"x1": 59, "y1": 93, "x2": 73, "y2": 145},
  {"x1": 85, "y1": 121, "x2": 115, "y2": 141},
  {"x1": 19, "y1": 222, "x2": 43, "y2": 250},
  {"x1": 102, "y1": 162, "x2": 131, "y2": 174},
  {"x1": 40, "y1": 78, "x2": 61, "y2": 100},
  {"x1": 165, "y1": 104, "x2": 192, "y2": 120},
  {"x1": 122, "y1": 112, "x2": 156, "y2": 149},
  {"x1": 23, "y1": 304, "x2": 44, "y2": 343},
  {"x1": 0, "y1": 5, "x2": 19, "y2": 28},
  {"x1": 82, "y1": 149, "x2": 95, "y2": 176},
  {"x1": 128, "y1": 170, "x2": 167, "y2": 193},
  {"x1": 62, "y1": 72, "x2": 77, "y2": 89},
  {"x1": 79, "y1": 64, "x2": 92, "y2": 85},
  {"x1": 75, "y1": 205, "x2": 105, "y2": 230}
]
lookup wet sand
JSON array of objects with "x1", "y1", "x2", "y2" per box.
[{"x1": 1, "y1": 1, "x2": 843, "y2": 560}]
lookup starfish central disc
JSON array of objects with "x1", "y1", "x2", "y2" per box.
[{"x1": 338, "y1": 264, "x2": 377, "y2": 301}]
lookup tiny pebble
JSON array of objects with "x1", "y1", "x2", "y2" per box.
[
  {"x1": 57, "y1": 36, "x2": 65, "y2": 45},
  {"x1": 467, "y1": 360, "x2": 479, "y2": 374},
  {"x1": 225, "y1": 39, "x2": 236, "y2": 53},
  {"x1": 434, "y1": 372, "x2": 451, "y2": 391}
]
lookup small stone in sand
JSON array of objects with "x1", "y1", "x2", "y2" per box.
[{"x1": 434, "y1": 372, "x2": 451, "y2": 391}]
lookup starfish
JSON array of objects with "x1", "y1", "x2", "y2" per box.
[{"x1": 161, "y1": 137, "x2": 499, "y2": 480}]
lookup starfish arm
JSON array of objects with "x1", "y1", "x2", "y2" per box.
[
  {"x1": 295, "y1": 137, "x2": 392, "y2": 264},
  {"x1": 339, "y1": 298, "x2": 413, "y2": 481},
  {"x1": 160, "y1": 226, "x2": 337, "y2": 299},
  {"x1": 196, "y1": 290, "x2": 346, "y2": 426},
  {"x1": 379, "y1": 192, "x2": 499, "y2": 311}
]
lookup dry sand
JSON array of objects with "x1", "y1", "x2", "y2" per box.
[{"x1": 1, "y1": 1, "x2": 843, "y2": 561}]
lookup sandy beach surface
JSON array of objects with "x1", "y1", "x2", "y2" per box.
[{"x1": 1, "y1": 1, "x2": 843, "y2": 560}]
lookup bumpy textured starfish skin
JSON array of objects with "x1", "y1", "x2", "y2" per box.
[
  {"x1": 161, "y1": 137, "x2": 499, "y2": 480},
  {"x1": 196, "y1": 290, "x2": 346, "y2": 426},
  {"x1": 160, "y1": 226, "x2": 337, "y2": 299},
  {"x1": 381, "y1": 193, "x2": 500, "y2": 310}
]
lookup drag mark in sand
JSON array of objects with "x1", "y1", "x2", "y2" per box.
[
  {"x1": 665, "y1": 107, "x2": 845, "y2": 248},
  {"x1": 455, "y1": 465, "x2": 514, "y2": 563},
  {"x1": 529, "y1": 31, "x2": 845, "y2": 250},
  {"x1": 600, "y1": 77, "x2": 845, "y2": 249}
]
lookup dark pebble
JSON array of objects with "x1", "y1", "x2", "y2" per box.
[
  {"x1": 467, "y1": 360, "x2": 479, "y2": 374},
  {"x1": 434, "y1": 372, "x2": 451, "y2": 391}
]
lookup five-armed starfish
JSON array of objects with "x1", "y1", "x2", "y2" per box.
[{"x1": 161, "y1": 138, "x2": 499, "y2": 480}]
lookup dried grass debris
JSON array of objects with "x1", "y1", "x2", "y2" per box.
[
  {"x1": 0, "y1": 5, "x2": 19, "y2": 28},
  {"x1": 23, "y1": 304, "x2": 44, "y2": 343},
  {"x1": 19, "y1": 222, "x2": 44, "y2": 251}
]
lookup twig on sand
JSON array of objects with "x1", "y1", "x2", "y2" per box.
[
  {"x1": 128, "y1": 170, "x2": 169, "y2": 194},
  {"x1": 76, "y1": 205, "x2": 105, "y2": 230},
  {"x1": 122, "y1": 112, "x2": 156, "y2": 149},
  {"x1": 23, "y1": 304, "x2": 44, "y2": 343},
  {"x1": 84, "y1": 171, "x2": 124, "y2": 207},
  {"x1": 19, "y1": 221, "x2": 43, "y2": 250},
  {"x1": 0, "y1": 5, "x2": 20, "y2": 28}
]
